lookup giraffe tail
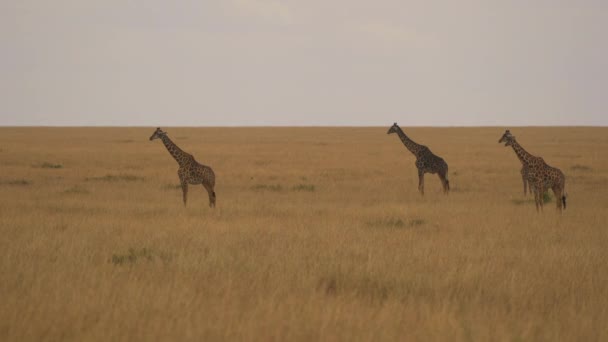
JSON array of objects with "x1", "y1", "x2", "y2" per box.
[
  {"x1": 562, "y1": 180, "x2": 567, "y2": 210},
  {"x1": 444, "y1": 166, "x2": 450, "y2": 191}
]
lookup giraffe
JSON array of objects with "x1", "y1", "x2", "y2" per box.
[
  {"x1": 387, "y1": 123, "x2": 449, "y2": 195},
  {"x1": 149, "y1": 128, "x2": 216, "y2": 208},
  {"x1": 498, "y1": 130, "x2": 566, "y2": 213}
]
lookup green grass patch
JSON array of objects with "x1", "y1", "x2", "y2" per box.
[
  {"x1": 86, "y1": 174, "x2": 144, "y2": 182},
  {"x1": 251, "y1": 184, "x2": 283, "y2": 192},
  {"x1": 292, "y1": 184, "x2": 315, "y2": 192},
  {"x1": 162, "y1": 184, "x2": 182, "y2": 190},
  {"x1": 63, "y1": 186, "x2": 89, "y2": 194},
  {"x1": 367, "y1": 217, "x2": 425, "y2": 229},
  {"x1": 111, "y1": 248, "x2": 171, "y2": 266},
  {"x1": 511, "y1": 199, "x2": 530, "y2": 205},
  {"x1": 512, "y1": 192, "x2": 552, "y2": 205},
  {"x1": 449, "y1": 186, "x2": 469, "y2": 193},
  {"x1": 571, "y1": 164, "x2": 591, "y2": 171}
]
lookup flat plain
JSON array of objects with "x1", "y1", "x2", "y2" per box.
[{"x1": 1, "y1": 127, "x2": 607, "y2": 341}]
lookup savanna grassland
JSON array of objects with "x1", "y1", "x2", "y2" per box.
[{"x1": 1, "y1": 127, "x2": 607, "y2": 341}]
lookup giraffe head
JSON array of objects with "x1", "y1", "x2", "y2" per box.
[
  {"x1": 498, "y1": 130, "x2": 515, "y2": 146},
  {"x1": 149, "y1": 127, "x2": 167, "y2": 141},
  {"x1": 387, "y1": 122, "x2": 400, "y2": 135}
]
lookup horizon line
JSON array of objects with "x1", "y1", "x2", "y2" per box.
[{"x1": 0, "y1": 124, "x2": 606, "y2": 128}]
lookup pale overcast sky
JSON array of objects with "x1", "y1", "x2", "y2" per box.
[{"x1": 1, "y1": 1, "x2": 607, "y2": 126}]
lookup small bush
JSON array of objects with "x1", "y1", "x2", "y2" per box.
[
  {"x1": 2, "y1": 179, "x2": 31, "y2": 186},
  {"x1": 410, "y1": 219, "x2": 425, "y2": 227},
  {"x1": 86, "y1": 174, "x2": 143, "y2": 182},
  {"x1": 382, "y1": 218, "x2": 407, "y2": 228},
  {"x1": 251, "y1": 184, "x2": 283, "y2": 192},
  {"x1": 36, "y1": 162, "x2": 63, "y2": 169},
  {"x1": 317, "y1": 273, "x2": 394, "y2": 302},
  {"x1": 111, "y1": 248, "x2": 153, "y2": 265},
  {"x1": 292, "y1": 184, "x2": 315, "y2": 192}
]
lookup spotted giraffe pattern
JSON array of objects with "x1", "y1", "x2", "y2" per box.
[
  {"x1": 150, "y1": 128, "x2": 216, "y2": 207},
  {"x1": 387, "y1": 123, "x2": 449, "y2": 195},
  {"x1": 499, "y1": 130, "x2": 566, "y2": 213}
]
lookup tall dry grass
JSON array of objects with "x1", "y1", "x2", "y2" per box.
[{"x1": 1, "y1": 127, "x2": 607, "y2": 341}]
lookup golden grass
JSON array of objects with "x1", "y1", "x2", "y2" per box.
[{"x1": 1, "y1": 126, "x2": 607, "y2": 341}]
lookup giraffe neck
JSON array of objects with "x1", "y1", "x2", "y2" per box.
[
  {"x1": 395, "y1": 127, "x2": 422, "y2": 156},
  {"x1": 510, "y1": 139, "x2": 534, "y2": 165},
  {"x1": 160, "y1": 135, "x2": 187, "y2": 165}
]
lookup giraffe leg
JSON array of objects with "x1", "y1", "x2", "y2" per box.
[
  {"x1": 181, "y1": 182, "x2": 188, "y2": 206},
  {"x1": 437, "y1": 172, "x2": 449, "y2": 194},
  {"x1": 561, "y1": 179, "x2": 567, "y2": 211},
  {"x1": 532, "y1": 184, "x2": 540, "y2": 212},
  {"x1": 203, "y1": 183, "x2": 216, "y2": 208},
  {"x1": 443, "y1": 164, "x2": 450, "y2": 194},
  {"x1": 178, "y1": 170, "x2": 188, "y2": 207},
  {"x1": 418, "y1": 170, "x2": 425, "y2": 195},
  {"x1": 552, "y1": 185, "x2": 563, "y2": 214},
  {"x1": 521, "y1": 168, "x2": 527, "y2": 195},
  {"x1": 538, "y1": 185, "x2": 546, "y2": 212}
]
